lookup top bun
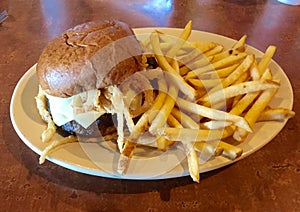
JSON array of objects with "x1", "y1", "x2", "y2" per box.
[{"x1": 36, "y1": 20, "x2": 144, "y2": 97}]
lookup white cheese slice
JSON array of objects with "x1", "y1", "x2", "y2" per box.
[{"x1": 45, "y1": 90, "x2": 106, "y2": 128}]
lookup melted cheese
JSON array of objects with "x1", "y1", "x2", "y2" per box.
[{"x1": 45, "y1": 90, "x2": 106, "y2": 129}]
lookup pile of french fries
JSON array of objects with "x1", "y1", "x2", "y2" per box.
[
  {"x1": 117, "y1": 20, "x2": 294, "y2": 182},
  {"x1": 37, "y1": 21, "x2": 294, "y2": 182}
]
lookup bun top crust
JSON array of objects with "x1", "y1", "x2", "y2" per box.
[{"x1": 36, "y1": 20, "x2": 144, "y2": 97}]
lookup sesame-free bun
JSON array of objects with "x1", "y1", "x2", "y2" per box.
[{"x1": 36, "y1": 20, "x2": 144, "y2": 97}]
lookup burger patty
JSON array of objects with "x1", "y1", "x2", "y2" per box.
[
  {"x1": 61, "y1": 113, "x2": 116, "y2": 137},
  {"x1": 47, "y1": 100, "x2": 116, "y2": 137}
]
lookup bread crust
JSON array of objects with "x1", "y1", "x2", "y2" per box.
[{"x1": 36, "y1": 20, "x2": 143, "y2": 97}]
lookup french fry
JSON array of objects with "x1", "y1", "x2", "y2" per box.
[
  {"x1": 201, "y1": 63, "x2": 240, "y2": 79},
  {"x1": 200, "y1": 54, "x2": 255, "y2": 103},
  {"x1": 200, "y1": 80, "x2": 280, "y2": 105},
  {"x1": 171, "y1": 107, "x2": 199, "y2": 129},
  {"x1": 178, "y1": 65, "x2": 191, "y2": 76},
  {"x1": 233, "y1": 86, "x2": 279, "y2": 142},
  {"x1": 165, "y1": 20, "x2": 192, "y2": 59},
  {"x1": 150, "y1": 32, "x2": 196, "y2": 99},
  {"x1": 200, "y1": 120, "x2": 232, "y2": 130},
  {"x1": 232, "y1": 35, "x2": 247, "y2": 50},
  {"x1": 117, "y1": 140, "x2": 136, "y2": 174},
  {"x1": 156, "y1": 135, "x2": 174, "y2": 151},
  {"x1": 183, "y1": 55, "x2": 214, "y2": 71},
  {"x1": 171, "y1": 59, "x2": 180, "y2": 72},
  {"x1": 177, "y1": 48, "x2": 205, "y2": 65},
  {"x1": 188, "y1": 78, "x2": 222, "y2": 89},
  {"x1": 194, "y1": 142, "x2": 224, "y2": 157},
  {"x1": 149, "y1": 85, "x2": 178, "y2": 133},
  {"x1": 194, "y1": 140, "x2": 243, "y2": 160},
  {"x1": 204, "y1": 45, "x2": 224, "y2": 57},
  {"x1": 257, "y1": 108, "x2": 295, "y2": 122},
  {"x1": 249, "y1": 61, "x2": 260, "y2": 80},
  {"x1": 39, "y1": 135, "x2": 78, "y2": 164},
  {"x1": 231, "y1": 71, "x2": 251, "y2": 106},
  {"x1": 218, "y1": 141, "x2": 243, "y2": 160},
  {"x1": 217, "y1": 54, "x2": 254, "y2": 89},
  {"x1": 167, "y1": 114, "x2": 200, "y2": 182},
  {"x1": 230, "y1": 46, "x2": 278, "y2": 141},
  {"x1": 233, "y1": 71, "x2": 250, "y2": 85},
  {"x1": 157, "y1": 128, "x2": 226, "y2": 142},
  {"x1": 229, "y1": 68, "x2": 273, "y2": 116},
  {"x1": 183, "y1": 142, "x2": 200, "y2": 182},
  {"x1": 258, "y1": 45, "x2": 277, "y2": 75},
  {"x1": 118, "y1": 79, "x2": 169, "y2": 174},
  {"x1": 186, "y1": 52, "x2": 248, "y2": 79},
  {"x1": 211, "y1": 49, "x2": 243, "y2": 63},
  {"x1": 176, "y1": 97, "x2": 252, "y2": 132},
  {"x1": 191, "y1": 41, "x2": 217, "y2": 53}
]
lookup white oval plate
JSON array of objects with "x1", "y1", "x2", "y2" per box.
[{"x1": 10, "y1": 28, "x2": 294, "y2": 180}]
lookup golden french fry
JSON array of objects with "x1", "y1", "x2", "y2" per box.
[
  {"x1": 200, "y1": 120, "x2": 232, "y2": 130},
  {"x1": 219, "y1": 54, "x2": 254, "y2": 88},
  {"x1": 194, "y1": 142, "x2": 224, "y2": 156},
  {"x1": 167, "y1": 113, "x2": 182, "y2": 127},
  {"x1": 159, "y1": 42, "x2": 197, "y2": 56},
  {"x1": 167, "y1": 114, "x2": 200, "y2": 182},
  {"x1": 201, "y1": 63, "x2": 240, "y2": 79},
  {"x1": 231, "y1": 72, "x2": 249, "y2": 106},
  {"x1": 218, "y1": 141, "x2": 243, "y2": 160},
  {"x1": 157, "y1": 127, "x2": 228, "y2": 143},
  {"x1": 183, "y1": 55, "x2": 214, "y2": 71},
  {"x1": 177, "y1": 97, "x2": 252, "y2": 132},
  {"x1": 165, "y1": 20, "x2": 192, "y2": 59},
  {"x1": 156, "y1": 135, "x2": 174, "y2": 151},
  {"x1": 150, "y1": 32, "x2": 196, "y2": 99},
  {"x1": 233, "y1": 87, "x2": 279, "y2": 142},
  {"x1": 39, "y1": 135, "x2": 78, "y2": 164},
  {"x1": 118, "y1": 78, "x2": 168, "y2": 173},
  {"x1": 200, "y1": 54, "x2": 255, "y2": 102},
  {"x1": 228, "y1": 52, "x2": 276, "y2": 136},
  {"x1": 233, "y1": 71, "x2": 250, "y2": 85},
  {"x1": 204, "y1": 45, "x2": 224, "y2": 57},
  {"x1": 258, "y1": 45, "x2": 277, "y2": 75},
  {"x1": 229, "y1": 68, "x2": 273, "y2": 116},
  {"x1": 117, "y1": 140, "x2": 136, "y2": 174},
  {"x1": 183, "y1": 142, "x2": 200, "y2": 182},
  {"x1": 257, "y1": 108, "x2": 295, "y2": 122},
  {"x1": 231, "y1": 71, "x2": 251, "y2": 106},
  {"x1": 127, "y1": 79, "x2": 167, "y2": 140},
  {"x1": 200, "y1": 80, "x2": 280, "y2": 105},
  {"x1": 249, "y1": 61, "x2": 260, "y2": 80},
  {"x1": 191, "y1": 41, "x2": 217, "y2": 53},
  {"x1": 232, "y1": 35, "x2": 247, "y2": 50},
  {"x1": 186, "y1": 52, "x2": 248, "y2": 79},
  {"x1": 211, "y1": 48, "x2": 242, "y2": 63},
  {"x1": 178, "y1": 65, "x2": 191, "y2": 76},
  {"x1": 188, "y1": 78, "x2": 222, "y2": 89},
  {"x1": 171, "y1": 107, "x2": 199, "y2": 129},
  {"x1": 171, "y1": 59, "x2": 180, "y2": 72},
  {"x1": 149, "y1": 85, "x2": 178, "y2": 133},
  {"x1": 177, "y1": 48, "x2": 204, "y2": 65},
  {"x1": 121, "y1": 140, "x2": 136, "y2": 157}
]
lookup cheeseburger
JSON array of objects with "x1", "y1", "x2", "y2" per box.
[{"x1": 36, "y1": 20, "x2": 145, "y2": 139}]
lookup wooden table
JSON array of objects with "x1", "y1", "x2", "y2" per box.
[{"x1": 1, "y1": 0, "x2": 299, "y2": 211}]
